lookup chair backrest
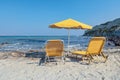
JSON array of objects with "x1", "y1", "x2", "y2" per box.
[
  {"x1": 45, "y1": 40, "x2": 64, "y2": 57},
  {"x1": 86, "y1": 37, "x2": 106, "y2": 55}
]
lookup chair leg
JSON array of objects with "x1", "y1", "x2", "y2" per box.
[
  {"x1": 62, "y1": 52, "x2": 66, "y2": 60},
  {"x1": 62, "y1": 56, "x2": 65, "y2": 64},
  {"x1": 88, "y1": 55, "x2": 93, "y2": 64},
  {"x1": 48, "y1": 56, "x2": 50, "y2": 63},
  {"x1": 96, "y1": 55, "x2": 99, "y2": 62},
  {"x1": 101, "y1": 52, "x2": 108, "y2": 62},
  {"x1": 39, "y1": 58, "x2": 41, "y2": 66},
  {"x1": 81, "y1": 56, "x2": 85, "y2": 62},
  {"x1": 81, "y1": 55, "x2": 91, "y2": 64},
  {"x1": 45, "y1": 56, "x2": 48, "y2": 64},
  {"x1": 76, "y1": 55, "x2": 78, "y2": 59}
]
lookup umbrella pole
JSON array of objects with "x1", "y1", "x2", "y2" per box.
[{"x1": 67, "y1": 29, "x2": 70, "y2": 56}]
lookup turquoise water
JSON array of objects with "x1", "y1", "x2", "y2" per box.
[{"x1": 0, "y1": 36, "x2": 112, "y2": 52}]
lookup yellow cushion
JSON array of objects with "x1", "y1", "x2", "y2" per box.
[{"x1": 72, "y1": 51, "x2": 87, "y2": 55}]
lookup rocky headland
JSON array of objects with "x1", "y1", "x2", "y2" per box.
[{"x1": 84, "y1": 18, "x2": 120, "y2": 46}]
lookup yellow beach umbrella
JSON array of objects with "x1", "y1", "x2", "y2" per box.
[
  {"x1": 50, "y1": 18, "x2": 92, "y2": 29},
  {"x1": 49, "y1": 18, "x2": 92, "y2": 54}
]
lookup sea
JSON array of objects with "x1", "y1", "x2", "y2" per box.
[{"x1": 0, "y1": 36, "x2": 114, "y2": 52}]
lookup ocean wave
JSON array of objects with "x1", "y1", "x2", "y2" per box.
[{"x1": 16, "y1": 39, "x2": 46, "y2": 43}]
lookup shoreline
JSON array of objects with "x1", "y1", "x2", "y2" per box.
[{"x1": 0, "y1": 46, "x2": 120, "y2": 59}]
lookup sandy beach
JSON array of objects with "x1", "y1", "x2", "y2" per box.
[
  {"x1": 1, "y1": 0, "x2": 120, "y2": 79},
  {"x1": 0, "y1": 47, "x2": 120, "y2": 80}
]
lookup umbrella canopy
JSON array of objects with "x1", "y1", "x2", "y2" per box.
[
  {"x1": 49, "y1": 18, "x2": 92, "y2": 55},
  {"x1": 50, "y1": 18, "x2": 92, "y2": 29}
]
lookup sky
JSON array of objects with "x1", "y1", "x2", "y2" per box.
[{"x1": 0, "y1": 0, "x2": 120, "y2": 36}]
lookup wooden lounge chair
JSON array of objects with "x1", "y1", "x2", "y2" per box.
[
  {"x1": 72, "y1": 37, "x2": 108, "y2": 64},
  {"x1": 45, "y1": 40, "x2": 65, "y2": 64}
]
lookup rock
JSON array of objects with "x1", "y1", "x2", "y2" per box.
[
  {"x1": 1, "y1": 42, "x2": 9, "y2": 45},
  {"x1": 28, "y1": 50, "x2": 39, "y2": 53},
  {"x1": 11, "y1": 51, "x2": 25, "y2": 57},
  {"x1": 0, "y1": 52, "x2": 8, "y2": 59},
  {"x1": 107, "y1": 41, "x2": 114, "y2": 46},
  {"x1": 108, "y1": 36, "x2": 120, "y2": 46}
]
